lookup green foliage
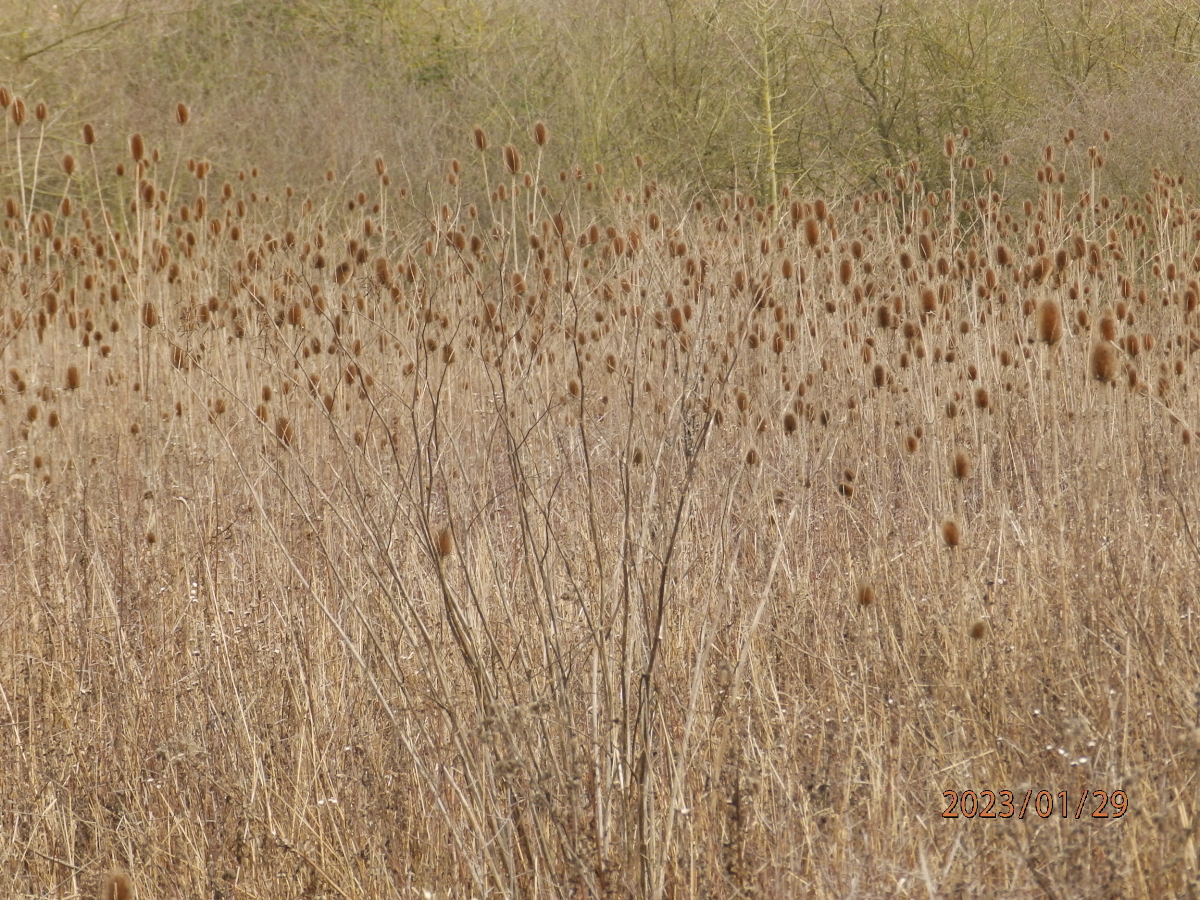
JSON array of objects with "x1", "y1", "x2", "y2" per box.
[{"x1": 4, "y1": 0, "x2": 1200, "y2": 197}]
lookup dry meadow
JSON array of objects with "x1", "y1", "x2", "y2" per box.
[{"x1": 0, "y1": 90, "x2": 1198, "y2": 899}]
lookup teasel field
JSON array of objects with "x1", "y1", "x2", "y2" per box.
[{"x1": 1, "y1": 89, "x2": 1198, "y2": 899}]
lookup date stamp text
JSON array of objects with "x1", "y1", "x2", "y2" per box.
[{"x1": 942, "y1": 789, "x2": 1128, "y2": 819}]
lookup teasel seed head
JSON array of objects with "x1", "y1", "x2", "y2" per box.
[
  {"x1": 804, "y1": 218, "x2": 819, "y2": 247},
  {"x1": 437, "y1": 526, "x2": 454, "y2": 559},
  {"x1": 102, "y1": 869, "x2": 133, "y2": 900},
  {"x1": 1089, "y1": 341, "x2": 1117, "y2": 383},
  {"x1": 857, "y1": 581, "x2": 875, "y2": 606},
  {"x1": 504, "y1": 144, "x2": 521, "y2": 175},
  {"x1": 1099, "y1": 314, "x2": 1117, "y2": 342},
  {"x1": 953, "y1": 450, "x2": 971, "y2": 480},
  {"x1": 941, "y1": 518, "x2": 961, "y2": 548},
  {"x1": 1037, "y1": 299, "x2": 1063, "y2": 344}
]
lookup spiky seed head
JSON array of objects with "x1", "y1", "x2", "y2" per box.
[
  {"x1": 1037, "y1": 299, "x2": 1063, "y2": 344},
  {"x1": 1089, "y1": 341, "x2": 1117, "y2": 383},
  {"x1": 504, "y1": 144, "x2": 521, "y2": 175},
  {"x1": 953, "y1": 450, "x2": 971, "y2": 480},
  {"x1": 804, "y1": 218, "x2": 819, "y2": 247},
  {"x1": 532, "y1": 121, "x2": 548, "y2": 146},
  {"x1": 473, "y1": 127, "x2": 489, "y2": 151},
  {"x1": 941, "y1": 519, "x2": 961, "y2": 548},
  {"x1": 102, "y1": 869, "x2": 133, "y2": 900},
  {"x1": 437, "y1": 526, "x2": 454, "y2": 559},
  {"x1": 175, "y1": 102, "x2": 190, "y2": 125},
  {"x1": 129, "y1": 133, "x2": 145, "y2": 162}
]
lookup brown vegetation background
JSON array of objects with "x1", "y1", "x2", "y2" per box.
[{"x1": 1, "y1": 1, "x2": 1199, "y2": 899}]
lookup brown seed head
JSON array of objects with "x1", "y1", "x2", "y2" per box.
[
  {"x1": 941, "y1": 519, "x2": 961, "y2": 548},
  {"x1": 1037, "y1": 299, "x2": 1063, "y2": 344},
  {"x1": 11, "y1": 97, "x2": 26, "y2": 126},
  {"x1": 129, "y1": 133, "x2": 145, "y2": 162},
  {"x1": 473, "y1": 127, "x2": 489, "y2": 151},
  {"x1": 953, "y1": 450, "x2": 971, "y2": 480},
  {"x1": 532, "y1": 121, "x2": 549, "y2": 146},
  {"x1": 102, "y1": 869, "x2": 133, "y2": 900},
  {"x1": 1089, "y1": 341, "x2": 1117, "y2": 383},
  {"x1": 804, "y1": 218, "x2": 819, "y2": 247},
  {"x1": 175, "y1": 102, "x2": 190, "y2": 125},
  {"x1": 503, "y1": 144, "x2": 521, "y2": 175},
  {"x1": 839, "y1": 258, "x2": 853, "y2": 285},
  {"x1": 857, "y1": 582, "x2": 875, "y2": 606},
  {"x1": 969, "y1": 620, "x2": 987, "y2": 640},
  {"x1": 437, "y1": 526, "x2": 454, "y2": 559}
]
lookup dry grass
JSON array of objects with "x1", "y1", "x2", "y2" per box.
[{"x1": 0, "y1": 94, "x2": 1198, "y2": 900}]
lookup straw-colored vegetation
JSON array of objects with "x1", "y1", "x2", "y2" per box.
[{"x1": 2, "y1": 5, "x2": 1200, "y2": 899}]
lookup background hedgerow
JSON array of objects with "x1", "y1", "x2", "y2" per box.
[
  {"x1": 0, "y1": 10, "x2": 1199, "y2": 898},
  {"x1": 6, "y1": 0, "x2": 1200, "y2": 199}
]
